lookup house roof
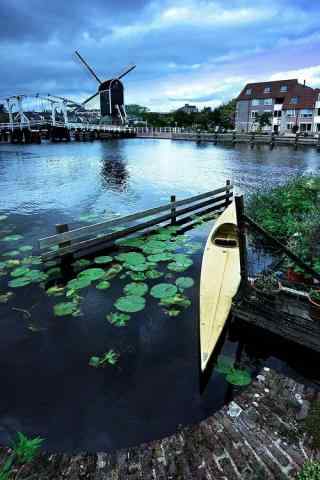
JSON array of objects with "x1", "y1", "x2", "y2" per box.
[{"x1": 237, "y1": 79, "x2": 318, "y2": 109}]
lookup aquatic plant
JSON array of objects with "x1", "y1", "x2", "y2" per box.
[
  {"x1": 78, "y1": 268, "x2": 106, "y2": 282},
  {"x1": 141, "y1": 240, "x2": 167, "y2": 255},
  {"x1": 226, "y1": 368, "x2": 252, "y2": 386},
  {"x1": 116, "y1": 252, "x2": 146, "y2": 266},
  {"x1": 3, "y1": 250, "x2": 20, "y2": 257},
  {"x1": 215, "y1": 355, "x2": 252, "y2": 386},
  {"x1": 67, "y1": 277, "x2": 92, "y2": 290},
  {"x1": 147, "y1": 252, "x2": 174, "y2": 262},
  {"x1": 115, "y1": 295, "x2": 146, "y2": 313},
  {"x1": 5, "y1": 259, "x2": 20, "y2": 268},
  {"x1": 46, "y1": 286, "x2": 65, "y2": 297},
  {"x1": 72, "y1": 259, "x2": 91, "y2": 269},
  {"x1": 106, "y1": 312, "x2": 130, "y2": 327},
  {"x1": 159, "y1": 293, "x2": 191, "y2": 309},
  {"x1": 0, "y1": 292, "x2": 14, "y2": 304},
  {"x1": 89, "y1": 349, "x2": 119, "y2": 367},
  {"x1": 150, "y1": 283, "x2": 178, "y2": 299},
  {"x1": 175, "y1": 277, "x2": 194, "y2": 290},
  {"x1": 19, "y1": 245, "x2": 33, "y2": 252},
  {"x1": 116, "y1": 237, "x2": 145, "y2": 248},
  {"x1": 124, "y1": 282, "x2": 149, "y2": 296},
  {"x1": 0, "y1": 215, "x2": 8, "y2": 221},
  {"x1": 94, "y1": 255, "x2": 113, "y2": 264},
  {"x1": 2, "y1": 234, "x2": 23, "y2": 242},
  {"x1": 145, "y1": 269, "x2": 163, "y2": 279},
  {"x1": 53, "y1": 302, "x2": 79, "y2": 317},
  {"x1": 104, "y1": 264, "x2": 123, "y2": 279},
  {"x1": 10, "y1": 267, "x2": 31, "y2": 278},
  {"x1": 11, "y1": 431, "x2": 43, "y2": 464},
  {"x1": 96, "y1": 280, "x2": 111, "y2": 290},
  {"x1": 128, "y1": 271, "x2": 146, "y2": 281}
]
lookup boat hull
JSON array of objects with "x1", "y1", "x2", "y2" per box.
[{"x1": 199, "y1": 202, "x2": 241, "y2": 372}]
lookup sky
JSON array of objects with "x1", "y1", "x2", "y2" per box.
[{"x1": 1, "y1": 0, "x2": 320, "y2": 112}]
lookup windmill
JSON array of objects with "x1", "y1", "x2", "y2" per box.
[{"x1": 74, "y1": 50, "x2": 136, "y2": 125}]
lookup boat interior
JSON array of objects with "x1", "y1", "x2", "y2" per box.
[{"x1": 211, "y1": 223, "x2": 239, "y2": 249}]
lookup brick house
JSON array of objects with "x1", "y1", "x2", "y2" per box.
[{"x1": 235, "y1": 79, "x2": 320, "y2": 134}]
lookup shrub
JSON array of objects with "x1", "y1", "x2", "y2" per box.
[
  {"x1": 297, "y1": 460, "x2": 320, "y2": 480},
  {"x1": 303, "y1": 400, "x2": 320, "y2": 450}
]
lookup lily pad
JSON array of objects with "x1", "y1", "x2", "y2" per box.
[
  {"x1": 141, "y1": 240, "x2": 166, "y2": 255},
  {"x1": 72, "y1": 259, "x2": 91, "y2": 269},
  {"x1": 106, "y1": 312, "x2": 130, "y2": 327},
  {"x1": 165, "y1": 308, "x2": 181, "y2": 317},
  {"x1": 3, "y1": 250, "x2": 20, "y2": 257},
  {"x1": 145, "y1": 269, "x2": 164, "y2": 279},
  {"x1": 94, "y1": 255, "x2": 113, "y2": 264},
  {"x1": 0, "y1": 261, "x2": 6, "y2": 270},
  {"x1": 89, "y1": 350, "x2": 119, "y2": 367},
  {"x1": 216, "y1": 356, "x2": 234, "y2": 375},
  {"x1": 11, "y1": 267, "x2": 31, "y2": 278},
  {"x1": 47, "y1": 267, "x2": 61, "y2": 278},
  {"x1": 67, "y1": 277, "x2": 92, "y2": 290},
  {"x1": 147, "y1": 252, "x2": 174, "y2": 262},
  {"x1": 5, "y1": 259, "x2": 20, "y2": 268},
  {"x1": 115, "y1": 295, "x2": 146, "y2": 313},
  {"x1": 46, "y1": 286, "x2": 65, "y2": 297},
  {"x1": 175, "y1": 277, "x2": 194, "y2": 289},
  {"x1": 168, "y1": 260, "x2": 192, "y2": 272},
  {"x1": 0, "y1": 215, "x2": 8, "y2": 221},
  {"x1": 226, "y1": 368, "x2": 252, "y2": 386},
  {"x1": 104, "y1": 264, "x2": 123, "y2": 279},
  {"x1": 150, "y1": 283, "x2": 178, "y2": 299},
  {"x1": 116, "y1": 237, "x2": 145, "y2": 248},
  {"x1": 26, "y1": 270, "x2": 47, "y2": 283},
  {"x1": 96, "y1": 280, "x2": 111, "y2": 290},
  {"x1": 2, "y1": 234, "x2": 23, "y2": 242},
  {"x1": 124, "y1": 282, "x2": 148, "y2": 296},
  {"x1": 54, "y1": 302, "x2": 78, "y2": 317},
  {"x1": 0, "y1": 292, "x2": 14, "y2": 303},
  {"x1": 128, "y1": 271, "x2": 146, "y2": 281},
  {"x1": 125, "y1": 262, "x2": 149, "y2": 272},
  {"x1": 8, "y1": 277, "x2": 32, "y2": 288},
  {"x1": 78, "y1": 268, "x2": 105, "y2": 282},
  {"x1": 19, "y1": 245, "x2": 33, "y2": 252},
  {"x1": 116, "y1": 252, "x2": 146, "y2": 266},
  {"x1": 160, "y1": 293, "x2": 191, "y2": 309}
]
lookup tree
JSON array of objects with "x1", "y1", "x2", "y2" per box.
[
  {"x1": 256, "y1": 112, "x2": 272, "y2": 131},
  {"x1": 126, "y1": 104, "x2": 150, "y2": 118}
]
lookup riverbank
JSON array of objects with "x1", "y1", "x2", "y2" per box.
[{"x1": 1, "y1": 368, "x2": 318, "y2": 479}]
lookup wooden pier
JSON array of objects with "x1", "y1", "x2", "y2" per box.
[{"x1": 233, "y1": 286, "x2": 320, "y2": 353}]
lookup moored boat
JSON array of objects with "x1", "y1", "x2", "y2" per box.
[{"x1": 199, "y1": 201, "x2": 241, "y2": 373}]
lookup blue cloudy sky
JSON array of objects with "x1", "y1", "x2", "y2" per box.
[{"x1": 1, "y1": 0, "x2": 320, "y2": 111}]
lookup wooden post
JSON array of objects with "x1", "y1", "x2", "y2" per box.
[
  {"x1": 225, "y1": 179, "x2": 231, "y2": 208},
  {"x1": 294, "y1": 133, "x2": 299, "y2": 150},
  {"x1": 232, "y1": 132, "x2": 236, "y2": 145},
  {"x1": 234, "y1": 195, "x2": 248, "y2": 287},
  {"x1": 170, "y1": 195, "x2": 176, "y2": 225},
  {"x1": 250, "y1": 132, "x2": 255, "y2": 148},
  {"x1": 55, "y1": 223, "x2": 72, "y2": 265}
]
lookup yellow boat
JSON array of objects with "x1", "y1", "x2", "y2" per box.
[{"x1": 200, "y1": 201, "x2": 241, "y2": 372}]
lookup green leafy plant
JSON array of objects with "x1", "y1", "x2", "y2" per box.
[
  {"x1": 297, "y1": 460, "x2": 320, "y2": 480},
  {"x1": 89, "y1": 349, "x2": 119, "y2": 367},
  {"x1": 254, "y1": 272, "x2": 279, "y2": 294},
  {"x1": 215, "y1": 355, "x2": 252, "y2": 386},
  {"x1": 115, "y1": 295, "x2": 146, "y2": 313},
  {"x1": 11, "y1": 431, "x2": 43, "y2": 464},
  {"x1": 150, "y1": 283, "x2": 178, "y2": 299},
  {"x1": 304, "y1": 400, "x2": 320, "y2": 450},
  {"x1": 309, "y1": 289, "x2": 320, "y2": 305}
]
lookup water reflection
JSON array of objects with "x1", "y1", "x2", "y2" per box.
[{"x1": 100, "y1": 142, "x2": 129, "y2": 191}]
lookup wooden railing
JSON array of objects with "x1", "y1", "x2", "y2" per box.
[{"x1": 39, "y1": 182, "x2": 233, "y2": 261}]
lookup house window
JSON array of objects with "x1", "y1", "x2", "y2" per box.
[
  {"x1": 290, "y1": 97, "x2": 299, "y2": 104},
  {"x1": 264, "y1": 87, "x2": 271, "y2": 93},
  {"x1": 246, "y1": 88, "x2": 252, "y2": 95},
  {"x1": 317, "y1": 124, "x2": 320, "y2": 132},
  {"x1": 251, "y1": 111, "x2": 258, "y2": 118},
  {"x1": 264, "y1": 98, "x2": 273, "y2": 105},
  {"x1": 300, "y1": 109, "x2": 313, "y2": 118},
  {"x1": 287, "y1": 124, "x2": 293, "y2": 130},
  {"x1": 280, "y1": 85, "x2": 288, "y2": 92},
  {"x1": 286, "y1": 109, "x2": 295, "y2": 117},
  {"x1": 251, "y1": 99, "x2": 260, "y2": 106},
  {"x1": 318, "y1": 108, "x2": 320, "y2": 115}
]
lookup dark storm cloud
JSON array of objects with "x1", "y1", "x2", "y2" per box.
[{"x1": 0, "y1": 0, "x2": 320, "y2": 110}]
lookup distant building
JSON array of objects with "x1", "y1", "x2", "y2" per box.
[
  {"x1": 235, "y1": 79, "x2": 320, "y2": 134},
  {"x1": 178, "y1": 104, "x2": 198, "y2": 114}
]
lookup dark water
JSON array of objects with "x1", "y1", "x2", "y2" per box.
[{"x1": 0, "y1": 139, "x2": 319, "y2": 453}]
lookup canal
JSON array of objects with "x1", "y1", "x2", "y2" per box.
[{"x1": 0, "y1": 139, "x2": 319, "y2": 452}]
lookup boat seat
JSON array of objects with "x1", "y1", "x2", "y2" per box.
[{"x1": 211, "y1": 223, "x2": 238, "y2": 249}]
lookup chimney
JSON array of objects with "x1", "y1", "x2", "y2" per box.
[{"x1": 303, "y1": 79, "x2": 306, "y2": 87}]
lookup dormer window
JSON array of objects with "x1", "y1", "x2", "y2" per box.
[
  {"x1": 264, "y1": 86, "x2": 271, "y2": 93},
  {"x1": 290, "y1": 97, "x2": 299, "y2": 104},
  {"x1": 245, "y1": 88, "x2": 252, "y2": 95},
  {"x1": 280, "y1": 85, "x2": 288, "y2": 92}
]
